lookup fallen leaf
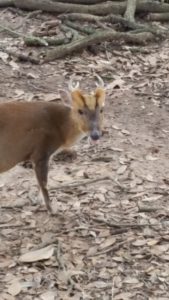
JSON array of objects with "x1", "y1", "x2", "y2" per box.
[
  {"x1": 14, "y1": 89, "x2": 25, "y2": 98},
  {"x1": 87, "y1": 246, "x2": 98, "y2": 256},
  {"x1": 145, "y1": 174, "x2": 154, "y2": 182},
  {"x1": 121, "y1": 129, "x2": 130, "y2": 135},
  {"x1": 117, "y1": 165, "x2": 127, "y2": 175},
  {"x1": 145, "y1": 154, "x2": 158, "y2": 161},
  {"x1": 0, "y1": 51, "x2": 8, "y2": 63},
  {"x1": 19, "y1": 245, "x2": 55, "y2": 262},
  {"x1": 161, "y1": 255, "x2": 169, "y2": 261},
  {"x1": 107, "y1": 78, "x2": 125, "y2": 90},
  {"x1": 132, "y1": 239, "x2": 147, "y2": 246},
  {"x1": 150, "y1": 244, "x2": 169, "y2": 256},
  {"x1": 87, "y1": 281, "x2": 111, "y2": 289},
  {"x1": 147, "y1": 55, "x2": 157, "y2": 67},
  {"x1": 40, "y1": 291, "x2": 57, "y2": 300},
  {"x1": 124, "y1": 277, "x2": 139, "y2": 284},
  {"x1": 99, "y1": 237, "x2": 116, "y2": 250},
  {"x1": 115, "y1": 292, "x2": 133, "y2": 300},
  {"x1": 1, "y1": 293, "x2": 15, "y2": 300},
  {"x1": 43, "y1": 93, "x2": 60, "y2": 102},
  {"x1": 27, "y1": 72, "x2": 39, "y2": 79},
  {"x1": 147, "y1": 239, "x2": 159, "y2": 246},
  {"x1": 94, "y1": 193, "x2": 105, "y2": 202},
  {"x1": 8, "y1": 281, "x2": 22, "y2": 296},
  {"x1": 9, "y1": 61, "x2": 19, "y2": 71}
]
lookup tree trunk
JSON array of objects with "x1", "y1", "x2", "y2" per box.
[{"x1": 124, "y1": 0, "x2": 137, "y2": 22}]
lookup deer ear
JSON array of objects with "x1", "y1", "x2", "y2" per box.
[
  {"x1": 71, "y1": 90, "x2": 85, "y2": 106},
  {"x1": 59, "y1": 89, "x2": 72, "y2": 107},
  {"x1": 95, "y1": 88, "x2": 106, "y2": 107}
]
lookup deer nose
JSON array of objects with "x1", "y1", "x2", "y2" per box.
[{"x1": 90, "y1": 130, "x2": 101, "y2": 141}]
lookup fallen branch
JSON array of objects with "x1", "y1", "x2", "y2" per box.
[
  {"x1": 64, "y1": 20, "x2": 95, "y2": 34},
  {"x1": 138, "y1": 205, "x2": 159, "y2": 213},
  {"x1": 90, "y1": 216, "x2": 151, "y2": 229},
  {"x1": 41, "y1": 19, "x2": 61, "y2": 30},
  {"x1": 0, "y1": 23, "x2": 21, "y2": 37},
  {"x1": 24, "y1": 35, "x2": 48, "y2": 46},
  {"x1": 147, "y1": 12, "x2": 169, "y2": 22},
  {"x1": 0, "y1": 223, "x2": 24, "y2": 228},
  {"x1": 59, "y1": 12, "x2": 100, "y2": 22},
  {"x1": 0, "y1": 0, "x2": 13, "y2": 7},
  {"x1": 50, "y1": 175, "x2": 126, "y2": 191},
  {"x1": 14, "y1": 10, "x2": 42, "y2": 30},
  {"x1": 60, "y1": 13, "x2": 164, "y2": 37},
  {"x1": 45, "y1": 35, "x2": 73, "y2": 46},
  {"x1": 52, "y1": 0, "x2": 111, "y2": 3},
  {"x1": 0, "y1": 21, "x2": 70, "y2": 49},
  {"x1": 44, "y1": 29, "x2": 153, "y2": 61},
  {"x1": 24, "y1": 34, "x2": 72, "y2": 46},
  {"x1": 11, "y1": 0, "x2": 169, "y2": 16},
  {"x1": 0, "y1": 22, "x2": 53, "y2": 47},
  {"x1": 5, "y1": 48, "x2": 40, "y2": 64},
  {"x1": 87, "y1": 240, "x2": 127, "y2": 257},
  {"x1": 52, "y1": 176, "x2": 112, "y2": 190},
  {"x1": 104, "y1": 14, "x2": 165, "y2": 37},
  {"x1": 13, "y1": 0, "x2": 124, "y2": 15}
]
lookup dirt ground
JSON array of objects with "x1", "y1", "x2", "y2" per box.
[{"x1": 1, "y1": 8, "x2": 169, "y2": 300}]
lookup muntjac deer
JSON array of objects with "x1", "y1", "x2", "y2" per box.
[{"x1": 0, "y1": 75, "x2": 106, "y2": 213}]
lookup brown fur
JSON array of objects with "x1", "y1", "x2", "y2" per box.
[{"x1": 0, "y1": 86, "x2": 106, "y2": 213}]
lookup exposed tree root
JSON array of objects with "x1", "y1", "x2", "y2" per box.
[
  {"x1": 52, "y1": 0, "x2": 110, "y2": 3},
  {"x1": 13, "y1": 0, "x2": 124, "y2": 15},
  {"x1": 0, "y1": 0, "x2": 13, "y2": 7},
  {"x1": 44, "y1": 29, "x2": 153, "y2": 61},
  {"x1": 11, "y1": 1, "x2": 169, "y2": 16},
  {"x1": 60, "y1": 13, "x2": 166, "y2": 37},
  {"x1": 147, "y1": 12, "x2": 169, "y2": 22},
  {"x1": 64, "y1": 20, "x2": 95, "y2": 34},
  {"x1": 24, "y1": 35, "x2": 48, "y2": 46},
  {"x1": 5, "y1": 48, "x2": 40, "y2": 64},
  {"x1": 124, "y1": 0, "x2": 137, "y2": 22},
  {"x1": 0, "y1": 0, "x2": 168, "y2": 62}
]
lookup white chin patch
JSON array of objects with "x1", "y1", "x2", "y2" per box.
[{"x1": 88, "y1": 136, "x2": 100, "y2": 146}]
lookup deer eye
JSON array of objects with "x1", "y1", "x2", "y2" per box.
[
  {"x1": 100, "y1": 108, "x2": 104, "y2": 113},
  {"x1": 78, "y1": 109, "x2": 84, "y2": 115}
]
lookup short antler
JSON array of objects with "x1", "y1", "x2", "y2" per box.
[
  {"x1": 68, "y1": 75, "x2": 79, "y2": 91},
  {"x1": 95, "y1": 74, "x2": 104, "y2": 88}
]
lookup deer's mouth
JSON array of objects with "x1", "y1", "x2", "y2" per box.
[{"x1": 88, "y1": 136, "x2": 100, "y2": 146}]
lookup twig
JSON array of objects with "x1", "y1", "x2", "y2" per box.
[
  {"x1": 14, "y1": 10, "x2": 42, "y2": 30},
  {"x1": 59, "y1": 226, "x2": 89, "y2": 235},
  {"x1": 51, "y1": 176, "x2": 126, "y2": 191},
  {"x1": 0, "y1": 23, "x2": 48, "y2": 46},
  {"x1": 0, "y1": 23, "x2": 21, "y2": 38},
  {"x1": 109, "y1": 228, "x2": 129, "y2": 235},
  {"x1": 90, "y1": 216, "x2": 163, "y2": 229},
  {"x1": 87, "y1": 240, "x2": 127, "y2": 257},
  {"x1": 138, "y1": 205, "x2": 159, "y2": 213},
  {"x1": 64, "y1": 20, "x2": 95, "y2": 35},
  {"x1": 0, "y1": 223, "x2": 24, "y2": 228}
]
